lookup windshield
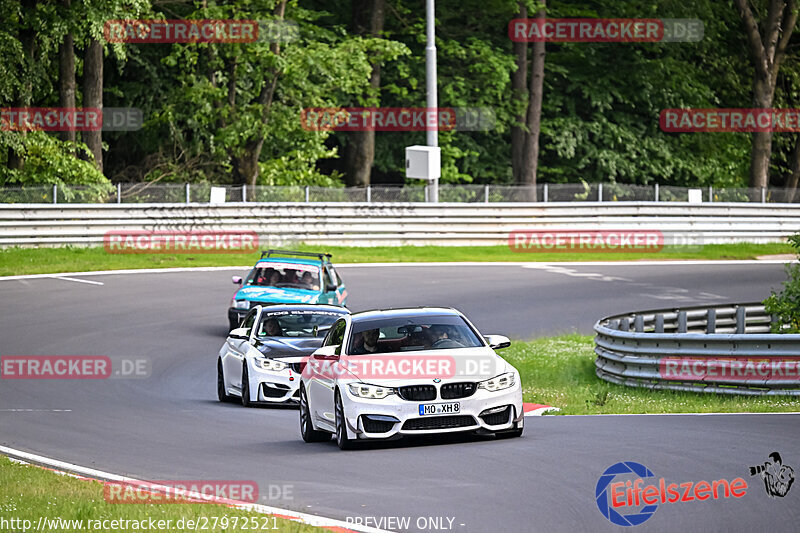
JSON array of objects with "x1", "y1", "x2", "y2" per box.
[
  {"x1": 246, "y1": 262, "x2": 320, "y2": 291},
  {"x1": 256, "y1": 309, "x2": 342, "y2": 338},
  {"x1": 347, "y1": 315, "x2": 483, "y2": 354}
]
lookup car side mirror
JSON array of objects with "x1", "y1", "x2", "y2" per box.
[
  {"x1": 229, "y1": 327, "x2": 249, "y2": 340},
  {"x1": 312, "y1": 345, "x2": 340, "y2": 360},
  {"x1": 232, "y1": 276, "x2": 243, "y2": 285},
  {"x1": 484, "y1": 335, "x2": 511, "y2": 350},
  {"x1": 325, "y1": 283, "x2": 337, "y2": 292}
]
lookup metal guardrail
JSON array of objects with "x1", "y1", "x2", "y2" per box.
[
  {"x1": 594, "y1": 303, "x2": 800, "y2": 396},
  {"x1": 2, "y1": 203, "x2": 800, "y2": 247}
]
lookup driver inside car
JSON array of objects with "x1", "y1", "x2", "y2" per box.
[{"x1": 262, "y1": 318, "x2": 284, "y2": 337}]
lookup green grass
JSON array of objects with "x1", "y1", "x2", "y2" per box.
[
  {"x1": 507, "y1": 335, "x2": 800, "y2": 415},
  {"x1": 0, "y1": 456, "x2": 322, "y2": 532},
  {"x1": 0, "y1": 241, "x2": 793, "y2": 277}
]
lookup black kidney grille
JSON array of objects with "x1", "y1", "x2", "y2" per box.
[
  {"x1": 440, "y1": 382, "x2": 477, "y2": 399},
  {"x1": 398, "y1": 385, "x2": 436, "y2": 401}
]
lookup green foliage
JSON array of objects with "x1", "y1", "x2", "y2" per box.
[{"x1": 764, "y1": 234, "x2": 800, "y2": 333}]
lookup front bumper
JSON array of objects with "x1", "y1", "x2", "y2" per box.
[
  {"x1": 341, "y1": 385, "x2": 523, "y2": 440},
  {"x1": 248, "y1": 363, "x2": 301, "y2": 404}
]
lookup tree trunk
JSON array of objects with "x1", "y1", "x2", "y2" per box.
[
  {"x1": 344, "y1": 0, "x2": 385, "y2": 187},
  {"x1": 511, "y1": 2, "x2": 528, "y2": 184},
  {"x1": 82, "y1": 38, "x2": 103, "y2": 173},
  {"x1": 520, "y1": 1, "x2": 545, "y2": 202},
  {"x1": 58, "y1": 0, "x2": 76, "y2": 147},
  {"x1": 733, "y1": 0, "x2": 798, "y2": 190},
  {"x1": 231, "y1": 0, "x2": 287, "y2": 192}
]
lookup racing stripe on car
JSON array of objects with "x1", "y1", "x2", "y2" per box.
[{"x1": 523, "y1": 403, "x2": 559, "y2": 416}]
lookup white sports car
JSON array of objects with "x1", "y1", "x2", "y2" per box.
[
  {"x1": 217, "y1": 304, "x2": 349, "y2": 406},
  {"x1": 299, "y1": 307, "x2": 523, "y2": 449}
]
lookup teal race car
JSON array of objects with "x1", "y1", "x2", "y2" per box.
[{"x1": 228, "y1": 250, "x2": 348, "y2": 330}]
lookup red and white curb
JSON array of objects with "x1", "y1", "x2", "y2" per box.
[
  {"x1": 0, "y1": 445, "x2": 389, "y2": 533},
  {"x1": 523, "y1": 403, "x2": 560, "y2": 416}
]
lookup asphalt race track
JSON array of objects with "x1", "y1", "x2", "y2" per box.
[{"x1": 2, "y1": 262, "x2": 799, "y2": 532}]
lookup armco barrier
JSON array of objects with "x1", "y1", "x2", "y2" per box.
[
  {"x1": 594, "y1": 303, "x2": 800, "y2": 396},
  {"x1": 2, "y1": 202, "x2": 800, "y2": 247}
]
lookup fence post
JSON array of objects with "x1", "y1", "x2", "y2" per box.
[
  {"x1": 185, "y1": 183, "x2": 190, "y2": 204},
  {"x1": 761, "y1": 187, "x2": 766, "y2": 203},
  {"x1": 707, "y1": 309, "x2": 716, "y2": 333},
  {"x1": 654, "y1": 314, "x2": 664, "y2": 333},
  {"x1": 708, "y1": 186, "x2": 713, "y2": 203},
  {"x1": 117, "y1": 183, "x2": 121, "y2": 204},
  {"x1": 654, "y1": 183, "x2": 659, "y2": 202},
  {"x1": 634, "y1": 315, "x2": 644, "y2": 333},
  {"x1": 366, "y1": 185, "x2": 371, "y2": 203},
  {"x1": 677, "y1": 311, "x2": 687, "y2": 333},
  {"x1": 543, "y1": 183, "x2": 548, "y2": 202},
  {"x1": 53, "y1": 184, "x2": 57, "y2": 204},
  {"x1": 484, "y1": 185, "x2": 489, "y2": 203},
  {"x1": 242, "y1": 185, "x2": 247, "y2": 203},
  {"x1": 305, "y1": 186, "x2": 310, "y2": 203},
  {"x1": 619, "y1": 317, "x2": 630, "y2": 331},
  {"x1": 598, "y1": 183, "x2": 603, "y2": 202},
  {"x1": 736, "y1": 307, "x2": 746, "y2": 333}
]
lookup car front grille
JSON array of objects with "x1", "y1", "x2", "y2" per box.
[
  {"x1": 398, "y1": 385, "x2": 436, "y2": 401},
  {"x1": 402, "y1": 415, "x2": 476, "y2": 431},
  {"x1": 480, "y1": 405, "x2": 512, "y2": 426},
  {"x1": 440, "y1": 382, "x2": 477, "y2": 400},
  {"x1": 261, "y1": 383, "x2": 290, "y2": 398}
]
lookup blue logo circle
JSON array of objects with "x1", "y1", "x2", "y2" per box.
[{"x1": 595, "y1": 462, "x2": 658, "y2": 526}]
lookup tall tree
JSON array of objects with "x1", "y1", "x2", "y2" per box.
[
  {"x1": 58, "y1": 0, "x2": 76, "y2": 147},
  {"x1": 8, "y1": 0, "x2": 38, "y2": 172},
  {"x1": 734, "y1": 0, "x2": 799, "y2": 189},
  {"x1": 511, "y1": 1, "x2": 528, "y2": 184},
  {"x1": 82, "y1": 37, "x2": 103, "y2": 172},
  {"x1": 343, "y1": 0, "x2": 385, "y2": 187},
  {"x1": 518, "y1": 0, "x2": 545, "y2": 200}
]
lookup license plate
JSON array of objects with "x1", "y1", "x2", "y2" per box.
[{"x1": 419, "y1": 402, "x2": 460, "y2": 416}]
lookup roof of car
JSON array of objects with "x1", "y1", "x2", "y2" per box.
[
  {"x1": 254, "y1": 304, "x2": 349, "y2": 314},
  {"x1": 349, "y1": 307, "x2": 461, "y2": 322},
  {"x1": 255, "y1": 257, "x2": 323, "y2": 267}
]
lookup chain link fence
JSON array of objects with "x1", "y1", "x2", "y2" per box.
[{"x1": 1, "y1": 182, "x2": 798, "y2": 204}]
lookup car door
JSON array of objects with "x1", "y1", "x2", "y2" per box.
[
  {"x1": 224, "y1": 308, "x2": 258, "y2": 391},
  {"x1": 329, "y1": 265, "x2": 347, "y2": 306},
  {"x1": 308, "y1": 318, "x2": 346, "y2": 429}
]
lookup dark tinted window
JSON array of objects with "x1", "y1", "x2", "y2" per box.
[{"x1": 347, "y1": 314, "x2": 482, "y2": 354}]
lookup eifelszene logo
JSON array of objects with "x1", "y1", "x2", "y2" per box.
[{"x1": 595, "y1": 461, "x2": 748, "y2": 526}]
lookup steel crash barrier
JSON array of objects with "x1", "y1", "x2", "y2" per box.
[
  {"x1": 594, "y1": 303, "x2": 800, "y2": 396},
  {"x1": 2, "y1": 202, "x2": 800, "y2": 247}
]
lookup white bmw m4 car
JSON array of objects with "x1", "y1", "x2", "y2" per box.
[{"x1": 299, "y1": 307, "x2": 523, "y2": 449}]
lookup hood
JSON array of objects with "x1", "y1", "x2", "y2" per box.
[
  {"x1": 256, "y1": 337, "x2": 324, "y2": 358},
  {"x1": 237, "y1": 285, "x2": 320, "y2": 304},
  {"x1": 340, "y1": 347, "x2": 514, "y2": 386}
]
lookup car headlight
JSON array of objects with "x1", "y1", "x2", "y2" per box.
[
  {"x1": 347, "y1": 383, "x2": 395, "y2": 399},
  {"x1": 478, "y1": 372, "x2": 516, "y2": 392},
  {"x1": 256, "y1": 358, "x2": 287, "y2": 372},
  {"x1": 233, "y1": 299, "x2": 249, "y2": 310}
]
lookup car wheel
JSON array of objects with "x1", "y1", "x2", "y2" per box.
[
  {"x1": 335, "y1": 390, "x2": 356, "y2": 450},
  {"x1": 217, "y1": 360, "x2": 234, "y2": 403},
  {"x1": 300, "y1": 386, "x2": 330, "y2": 443},
  {"x1": 241, "y1": 364, "x2": 252, "y2": 407}
]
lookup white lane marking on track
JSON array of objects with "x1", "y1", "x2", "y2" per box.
[
  {"x1": 0, "y1": 409, "x2": 72, "y2": 412},
  {"x1": 0, "y1": 260, "x2": 791, "y2": 282},
  {"x1": 523, "y1": 264, "x2": 727, "y2": 302},
  {"x1": 53, "y1": 276, "x2": 104, "y2": 286},
  {"x1": 0, "y1": 445, "x2": 390, "y2": 533}
]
